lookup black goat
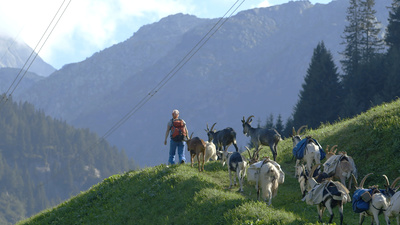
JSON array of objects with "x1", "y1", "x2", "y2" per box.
[
  {"x1": 241, "y1": 115, "x2": 281, "y2": 161},
  {"x1": 205, "y1": 123, "x2": 238, "y2": 166}
]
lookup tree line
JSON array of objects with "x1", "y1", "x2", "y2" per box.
[
  {"x1": 263, "y1": 0, "x2": 400, "y2": 137},
  {"x1": 0, "y1": 96, "x2": 137, "y2": 225}
]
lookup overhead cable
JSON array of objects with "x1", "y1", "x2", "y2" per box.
[{"x1": 0, "y1": 0, "x2": 72, "y2": 108}]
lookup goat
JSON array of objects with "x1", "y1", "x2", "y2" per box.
[
  {"x1": 295, "y1": 164, "x2": 324, "y2": 197},
  {"x1": 205, "y1": 123, "x2": 238, "y2": 166},
  {"x1": 323, "y1": 145, "x2": 357, "y2": 190},
  {"x1": 352, "y1": 173, "x2": 390, "y2": 225},
  {"x1": 193, "y1": 141, "x2": 217, "y2": 163},
  {"x1": 247, "y1": 156, "x2": 284, "y2": 206},
  {"x1": 385, "y1": 176, "x2": 400, "y2": 225},
  {"x1": 302, "y1": 164, "x2": 351, "y2": 225},
  {"x1": 241, "y1": 115, "x2": 281, "y2": 161},
  {"x1": 291, "y1": 126, "x2": 323, "y2": 176},
  {"x1": 228, "y1": 151, "x2": 248, "y2": 192},
  {"x1": 184, "y1": 133, "x2": 206, "y2": 172}
]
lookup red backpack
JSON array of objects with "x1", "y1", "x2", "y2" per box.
[{"x1": 170, "y1": 119, "x2": 186, "y2": 141}]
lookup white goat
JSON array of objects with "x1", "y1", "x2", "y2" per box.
[
  {"x1": 302, "y1": 164, "x2": 351, "y2": 225},
  {"x1": 247, "y1": 158, "x2": 284, "y2": 206},
  {"x1": 291, "y1": 126, "x2": 321, "y2": 176},
  {"x1": 228, "y1": 151, "x2": 247, "y2": 192},
  {"x1": 385, "y1": 176, "x2": 400, "y2": 225},
  {"x1": 193, "y1": 141, "x2": 217, "y2": 163},
  {"x1": 353, "y1": 173, "x2": 390, "y2": 225}
]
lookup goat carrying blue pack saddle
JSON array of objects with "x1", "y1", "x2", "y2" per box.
[
  {"x1": 352, "y1": 188, "x2": 373, "y2": 213},
  {"x1": 292, "y1": 137, "x2": 326, "y2": 160}
]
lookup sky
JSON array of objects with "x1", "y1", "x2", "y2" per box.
[{"x1": 0, "y1": 0, "x2": 332, "y2": 70}]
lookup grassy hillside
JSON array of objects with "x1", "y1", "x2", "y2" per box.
[{"x1": 17, "y1": 99, "x2": 400, "y2": 225}]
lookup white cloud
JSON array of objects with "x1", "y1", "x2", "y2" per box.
[
  {"x1": 0, "y1": 0, "x2": 280, "y2": 68},
  {"x1": 258, "y1": 1, "x2": 272, "y2": 8}
]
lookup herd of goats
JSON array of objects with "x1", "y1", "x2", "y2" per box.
[{"x1": 182, "y1": 116, "x2": 400, "y2": 225}]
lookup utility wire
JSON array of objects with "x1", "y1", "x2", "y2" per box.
[
  {"x1": 0, "y1": 0, "x2": 71, "y2": 107},
  {"x1": 9, "y1": 0, "x2": 72, "y2": 98},
  {"x1": 99, "y1": 0, "x2": 246, "y2": 142},
  {"x1": 37, "y1": 0, "x2": 246, "y2": 189}
]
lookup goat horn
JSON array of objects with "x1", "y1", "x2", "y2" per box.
[
  {"x1": 292, "y1": 127, "x2": 296, "y2": 136},
  {"x1": 309, "y1": 164, "x2": 321, "y2": 178},
  {"x1": 391, "y1": 176, "x2": 400, "y2": 189},
  {"x1": 241, "y1": 116, "x2": 246, "y2": 123},
  {"x1": 210, "y1": 123, "x2": 216, "y2": 131},
  {"x1": 331, "y1": 145, "x2": 338, "y2": 153},
  {"x1": 297, "y1": 125, "x2": 307, "y2": 135},
  {"x1": 359, "y1": 173, "x2": 373, "y2": 189},
  {"x1": 246, "y1": 115, "x2": 254, "y2": 124},
  {"x1": 189, "y1": 132, "x2": 194, "y2": 139},
  {"x1": 206, "y1": 123, "x2": 209, "y2": 131},
  {"x1": 351, "y1": 173, "x2": 359, "y2": 188},
  {"x1": 383, "y1": 175, "x2": 390, "y2": 190}
]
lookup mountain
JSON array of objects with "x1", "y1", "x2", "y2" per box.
[
  {"x1": 12, "y1": 0, "x2": 393, "y2": 167},
  {"x1": 0, "y1": 35, "x2": 56, "y2": 77}
]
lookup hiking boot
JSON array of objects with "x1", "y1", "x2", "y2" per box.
[{"x1": 181, "y1": 160, "x2": 185, "y2": 164}]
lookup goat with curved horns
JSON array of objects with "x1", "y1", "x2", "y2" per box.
[
  {"x1": 241, "y1": 115, "x2": 281, "y2": 161},
  {"x1": 323, "y1": 145, "x2": 358, "y2": 190},
  {"x1": 302, "y1": 164, "x2": 351, "y2": 225},
  {"x1": 352, "y1": 173, "x2": 390, "y2": 225},
  {"x1": 385, "y1": 176, "x2": 400, "y2": 225},
  {"x1": 184, "y1": 133, "x2": 206, "y2": 172},
  {"x1": 205, "y1": 123, "x2": 238, "y2": 166},
  {"x1": 291, "y1": 125, "x2": 322, "y2": 176}
]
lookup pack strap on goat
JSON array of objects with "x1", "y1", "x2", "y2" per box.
[{"x1": 292, "y1": 137, "x2": 326, "y2": 160}]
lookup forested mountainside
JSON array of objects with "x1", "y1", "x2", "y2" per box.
[{"x1": 0, "y1": 97, "x2": 136, "y2": 225}]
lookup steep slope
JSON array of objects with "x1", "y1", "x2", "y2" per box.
[
  {"x1": 17, "y1": 98, "x2": 400, "y2": 225},
  {"x1": 14, "y1": 0, "x2": 392, "y2": 167}
]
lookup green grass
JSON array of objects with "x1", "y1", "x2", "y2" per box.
[{"x1": 17, "y1": 99, "x2": 400, "y2": 225}]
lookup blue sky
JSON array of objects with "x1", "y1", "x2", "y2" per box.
[{"x1": 0, "y1": 0, "x2": 332, "y2": 70}]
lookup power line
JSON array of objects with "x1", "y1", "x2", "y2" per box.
[
  {"x1": 36, "y1": 0, "x2": 246, "y2": 190},
  {"x1": 0, "y1": 0, "x2": 72, "y2": 107},
  {"x1": 99, "y1": 0, "x2": 246, "y2": 142}
]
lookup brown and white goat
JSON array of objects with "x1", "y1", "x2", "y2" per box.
[
  {"x1": 353, "y1": 173, "x2": 390, "y2": 225},
  {"x1": 323, "y1": 145, "x2": 357, "y2": 190},
  {"x1": 193, "y1": 141, "x2": 217, "y2": 163},
  {"x1": 385, "y1": 176, "x2": 400, "y2": 225},
  {"x1": 184, "y1": 133, "x2": 206, "y2": 172},
  {"x1": 303, "y1": 164, "x2": 351, "y2": 225}
]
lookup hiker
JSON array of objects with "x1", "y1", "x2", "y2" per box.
[{"x1": 164, "y1": 109, "x2": 188, "y2": 165}]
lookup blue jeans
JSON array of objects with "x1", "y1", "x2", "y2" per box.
[{"x1": 169, "y1": 140, "x2": 186, "y2": 165}]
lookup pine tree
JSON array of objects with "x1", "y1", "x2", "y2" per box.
[
  {"x1": 340, "y1": 0, "x2": 384, "y2": 116},
  {"x1": 265, "y1": 114, "x2": 274, "y2": 128},
  {"x1": 383, "y1": 0, "x2": 400, "y2": 100},
  {"x1": 359, "y1": 0, "x2": 384, "y2": 63},
  {"x1": 275, "y1": 114, "x2": 284, "y2": 135},
  {"x1": 341, "y1": 0, "x2": 363, "y2": 78},
  {"x1": 293, "y1": 41, "x2": 342, "y2": 129}
]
